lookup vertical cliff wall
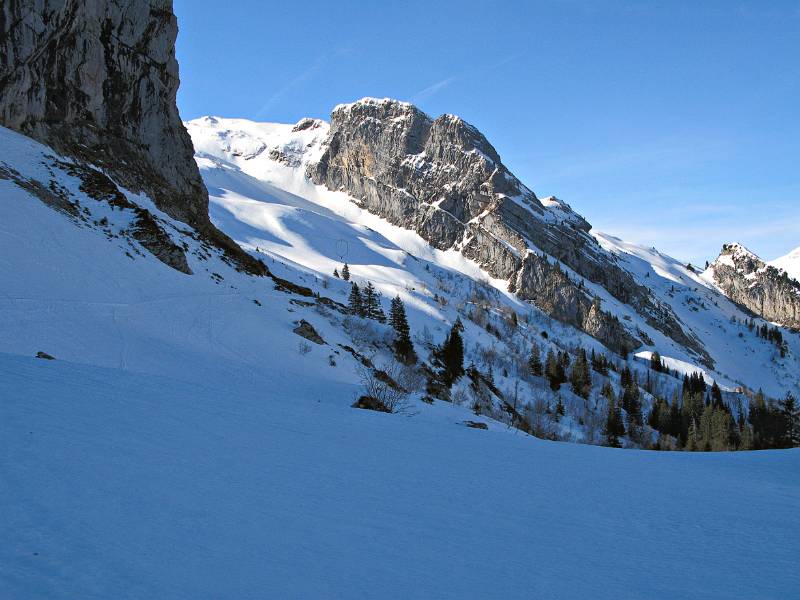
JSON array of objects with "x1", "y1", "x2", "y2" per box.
[{"x1": 0, "y1": 0, "x2": 264, "y2": 273}]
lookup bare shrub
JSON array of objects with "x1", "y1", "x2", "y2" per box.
[{"x1": 355, "y1": 359, "x2": 410, "y2": 414}]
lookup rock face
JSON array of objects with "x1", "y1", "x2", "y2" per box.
[
  {"x1": 0, "y1": 0, "x2": 263, "y2": 274},
  {"x1": 712, "y1": 243, "x2": 800, "y2": 329},
  {"x1": 310, "y1": 98, "x2": 706, "y2": 360}
]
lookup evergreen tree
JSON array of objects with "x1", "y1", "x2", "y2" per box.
[
  {"x1": 389, "y1": 295, "x2": 416, "y2": 364},
  {"x1": 362, "y1": 282, "x2": 385, "y2": 322},
  {"x1": 603, "y1": 389, "x2": 625, "y2": 447},
  {"x1": 528, "y1": 343, "x2": 543, "y2": 377},
  {"x1": 739, "y1": 423, "x2": 754, "y2": 450},
  {"x1": 710, "y1": 408, "x2": 734, "y2": 451},
  {"x1": 347, "y1": 282, "x2": 364, "y2": 317},
  {"x1": 569, "y1": 348, "x2": 592, "y2": 399},
  {"x1": 545, "y1": 350, "x2": 561, "y2": 391},
  {"x1": 555, "y1": 396, "x2": 565, "y2": 420},
  {"x1": 686, "y1": 419, "x2": 699, "y2": 451},
  {"x1": 623, "y1": 384, "x2": 643, "y2": 442},
  {"x1": 333, "y1": 268, "x2": 340, "y2": 278},
  {"x1": 711, "y1": 381, "x2": 724, "y2": 409},
  {"x1": 779, "y1": 392, "x2": 799, "y2": 447},
  {"x1": 650, "y1": 351, "x2": 664, "y2": 372},
  {"x1": 698, "y1": 404, "x2": 714, "y2": 451},
  {"x1": 341, "y1": 263, "x2": 350, "y2": 281},
  {"x1": 435, "y1": 322, "x2": 465, "y2": 387},
  {"x1": 620, "y1": 366, "x2": 634, "y2": 388},
  {"x1": 591, "y1": 350, "x2": 609, "y2": 375}
]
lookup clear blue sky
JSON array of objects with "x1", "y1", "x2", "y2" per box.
[{"x1": 174, "y1": 0, "x2": 799, "y2": 265}]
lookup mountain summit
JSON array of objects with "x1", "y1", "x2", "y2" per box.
[{"x1": 309, "y1": 98, "x2": 705, "y2": 360}]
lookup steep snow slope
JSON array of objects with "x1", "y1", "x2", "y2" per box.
[
  {"x1": 771, "y1": 246, "x2": 800, "y2": 282},
  {"x1": 186, "y1": 116, "x2": 800, "y2": 399},
  {"x1": 2, "y1": 353, "x2": 798, "y2": 600}
]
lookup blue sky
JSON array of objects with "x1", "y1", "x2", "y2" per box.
[{"x1": 174, "y1": 0, "x2": 799, "y2": 265}]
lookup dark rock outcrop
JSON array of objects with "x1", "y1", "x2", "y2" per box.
[
  {"x1": 0, "y1": 0, "x2": 264, "y2": 274},
  {"x1": 310, "y1": 98, "x2": 706, "y2": 360},
  {"x1": 712, "y1": 243, "x2": 800, "y2": 329},
  {"x1": 293, "y1": 319, "x2": 326, "y2": 345}
]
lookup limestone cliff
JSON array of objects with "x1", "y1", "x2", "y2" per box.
[
  {"x1": 0, "y1": 0, "x2": 264, "y2": 273},
  {"x1": 310, "y1": 98, "x2": 706, "y2": 360},
  {"x1": 711, "y1": 243, "x2": 800, "y2": 329}
]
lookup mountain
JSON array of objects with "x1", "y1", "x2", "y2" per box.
[
  {"x1": 0, "y1": 115, "x2": 797, "y2": 599},
  {"x1": 308, "y1": 98, "x2": 705, "y2": 361},
  {"x1": 707, "y1": 242, "x2": 800, "y2": 330},
  {"x1": 186, "y1": 108, "x2": 799, "y2": 400},
  {"x1": 1, "y1": 7, "x2": 798, "y2": 595},
  {"x1": 0, "y1": 0, "x2": 263, "y2": 273}
]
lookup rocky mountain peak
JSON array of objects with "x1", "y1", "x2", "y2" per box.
[
  {"x1": 310, "y1": 98, "x2": 707, "y2": 361},
  {"x1": 716, "y1": 242, "x2": 762, "y2": 271},
  {"x1": 711, "y1": 243, "x2": 800, "y2": 329}
]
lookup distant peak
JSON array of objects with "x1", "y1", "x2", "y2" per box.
[
  {"x1": 333, "y1": 97, "x2": 415, "y2": 113},
  {"x1": 292, "y1": 117, "x2": 325, "y2": 132},
  {"x1": 719, "y1": 242, "x2": 759, "y2": 259}
]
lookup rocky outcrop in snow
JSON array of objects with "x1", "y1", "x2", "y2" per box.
[
  {"x1": 711, "y1": 243, "x2": 800, "y2": 329},
  {"x1": 0, "y1": 0, "x2": 263, "y2": 274},
  {"x1": 309, "y1": 98, "x2": 705, "y2": 360}
]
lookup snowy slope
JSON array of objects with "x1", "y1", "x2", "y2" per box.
[
  {"x1": 771, "y1": 246, "x2": 800, "y2": 282},
  {"x1": 1, "y1": 116, "x2": 799, "y2": 598},
  {"x1": 185, "y1": 116, "x2": 800, "y2": 399},
  {"x1": 2, "y1": 352, "x2": 799, "y2": 600}
]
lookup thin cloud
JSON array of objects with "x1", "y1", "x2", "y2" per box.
[
  {"x1": 408, "y1": 52, "x2": 523, "y2": 105},
  {"x1": 256, "y1": 47, "x2": 353, "y2": 118},
  {"x1": 410, "y1": 77, "x2": 456, "y2": 103}
]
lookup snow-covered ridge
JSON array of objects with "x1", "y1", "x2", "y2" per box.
[
  {"x1": 770, "y1": 246, "x2": 800, "y2": 282},
  {"x1": 333, "y1": 96, "x2": 415, "y2": 114},
  {"x1": 182, "y1": 116, "x2": 799, "y2": 399}
]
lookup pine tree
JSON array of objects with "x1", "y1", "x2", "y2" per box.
[
  {"x1": 779, "y1": 392, "x2": 799, "y2": 447},
  {"x1": 347, "y1": 282, "x2": 364, "y2": 317},
  {"x1": 545, "y1": 350, "x2": 561, "y2": 391},
  {"x1": 333, "y1": 268, "x2": 340, "y2": 278},
  {"x1": 528, "y1": 344, "x2": 543, "y2": 377},
  {"x1": 711, "y1": 381, "x2": 723, "y2": 409},
  {"x1": 341, "y1": 263, "x2": 350, "y2": 281},
  {"x1": 389, "y1": 295, "x2": 416, "y2": 364},
  {"x1": 623, "y1": 383, "x2": 643, "y2": 442},
  {"x1": 686, "y1": 419, "x2": 699, "y2": 451},
  {"x1": 569, "y1": 348, "x2": 592, "y2": 399},
  {"x1": 603, "y1": 391, "x2": 625, "y2": 447},
  {"x1": 698, "y1": 404, "x2": 714, "y2": 451},
  {"x1": 555, "y1": 396, "x2": 565, "y2": 421},
  {"x1": 362, "y1": 282, "x2": 385, "y2": 321},
  {"x1": 591, "y1": 349, "x2": 609, "y2": 376},
  {"x1": 739, "y1": 423, "x2": 754, "y2": 450},
  {"x1": 436, "y1": 321, "x2": 465, "y2": 387},
  {"x1": 650, "y1": 351, "x2": 664, "y2": 372}
]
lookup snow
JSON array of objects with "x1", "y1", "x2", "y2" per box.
[
  {"x1": 592, "y1": 231, "x2": 800, "y2": 398},
  {"x1": 635, "y1": 350, "x2": 729, "y2": 389},
  {"x1": 770, "y1": 246, "x2": 800, "y2": 282},
  {"x1": 3, "y1": 352, "x2": 799, "y2": 600},
  {"x1": 2, "y1": 122, "x2": 799, "y2": 598}
]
